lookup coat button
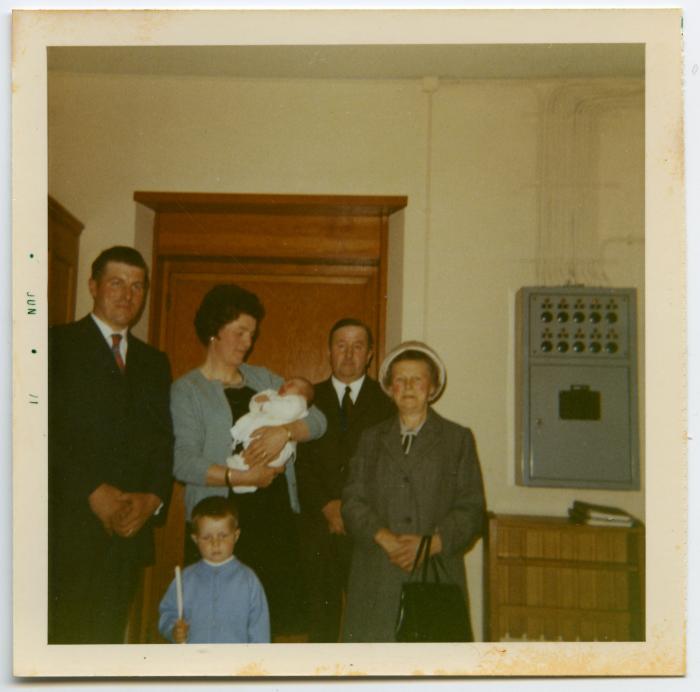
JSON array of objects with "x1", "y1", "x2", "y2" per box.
[{"x1": 404, "y1": 516, "x2": 411, "y2": 524}]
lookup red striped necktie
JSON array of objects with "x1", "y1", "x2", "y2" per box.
[{"x1": 111, "y1": 333, "x2": 126, "y2": 373}]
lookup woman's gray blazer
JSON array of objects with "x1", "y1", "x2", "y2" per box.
[
  {"x1": 341, "y1": 408, "x2": 486, "y2": 642},
  {"x1": 171, "y1": 365, "x2": 327, "y2": 520}
]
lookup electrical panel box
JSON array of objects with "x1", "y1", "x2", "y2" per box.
[{"x1": 516, "y1": 286, "x2": 639, "y2": 489}]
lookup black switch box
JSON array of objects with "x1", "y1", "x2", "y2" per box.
[{"x1": 559, "y1": 385, "x2": 601, "y2": 421}]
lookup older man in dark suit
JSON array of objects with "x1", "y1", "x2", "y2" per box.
[
  {"x1": 48, "y1": 246, "x2": 173, "y2": 644},
  {"x1": 297, "y1": 318, "x2": 395, "y2": 642}
]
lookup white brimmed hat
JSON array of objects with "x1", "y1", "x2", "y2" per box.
[{"x1": 378, "y1": 340, "x2": 446, "y2": 402}]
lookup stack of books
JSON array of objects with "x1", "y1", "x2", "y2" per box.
[{"x1": 568, "y1": 500, "x2": 637, "y2": 528}]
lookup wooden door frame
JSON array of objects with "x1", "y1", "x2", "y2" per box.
[
  {"x1": 48, "y1": 195, "x2": 84, "y2": 326},
  {"x1": 135, "y1": 191, "x2": 407, "y2": 362},
  {"x1": 131, "y1": 191, "x2": 407, "y2": 642}
]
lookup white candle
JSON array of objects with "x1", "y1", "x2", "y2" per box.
[{"x1": 175, "y1": 565, "x2": 183, "y2": 619}]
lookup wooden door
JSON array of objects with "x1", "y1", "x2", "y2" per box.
[
  {"x1": 48, "y1": 196, "x2": 84, "y2": 326},
  {"x1": 161, "y1": 258, "x2": 381, "y2": 382},
  {"x1": 131, "y1": 192, "x2": 406, "y2": 642}
]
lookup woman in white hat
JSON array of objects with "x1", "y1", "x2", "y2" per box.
[{"x1": 341, "y1": 341, "x2": 486, "y2": 642}]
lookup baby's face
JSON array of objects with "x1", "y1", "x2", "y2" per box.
[
  {"x1": 279, "y1": 381, "x2": 301, "y2": 396},
  {"x1": 278, "y1": 379, "x2": 311, "y2": 401}
]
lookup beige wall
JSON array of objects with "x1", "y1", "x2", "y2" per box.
[{"x1": 48, "y1": 70, "x2": 644, "y2": 640}]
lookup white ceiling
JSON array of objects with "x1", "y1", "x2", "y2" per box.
[{"x1": 47, "y1": 44, "x2": 644, "y2": 81}]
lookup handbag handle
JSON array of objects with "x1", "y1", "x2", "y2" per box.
[
  {"x1": 408, "y1": 535, "x2": 441, "y2": 584},
  {"x1": 411, "y1": 536, "x2": 430, "y2": 581}
]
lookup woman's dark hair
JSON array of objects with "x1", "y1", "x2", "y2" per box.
[
  {"x1": 194, "y1": 284, "x2": 265, "y2": 345},
  {"x1": 383, "y1": 349, "x2": 440, "y2": 390},
  {"x1": 91, "y1": 246, "x2": 149, "y2": 287}
]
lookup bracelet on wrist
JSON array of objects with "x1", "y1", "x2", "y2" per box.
[{"x1": 225, "y1": 467, "x2": 233, "y2": 488}]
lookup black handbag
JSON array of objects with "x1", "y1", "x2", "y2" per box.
[{"x1": 394, "y1": 535, "x2": 473, "y2": 642}]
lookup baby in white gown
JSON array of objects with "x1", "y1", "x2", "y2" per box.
[{"x1": 227, "y1": 377, "x2": 314, "y2": 494}]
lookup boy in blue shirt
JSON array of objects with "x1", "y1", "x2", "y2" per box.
[{"x1": 159, "y1": 496, "x2": 270, "y2": 643}]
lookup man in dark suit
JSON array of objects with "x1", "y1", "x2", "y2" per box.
[
  {"x1": 297, "y1": 318, "x2": 394, "y2": 642},
  {"x1": 48, "y1": 246, "x2": 173, "y2": 644}
]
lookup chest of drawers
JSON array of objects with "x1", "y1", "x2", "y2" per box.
[{"x1": 485, "y1": 513, "x2": 644, "y2": 641}]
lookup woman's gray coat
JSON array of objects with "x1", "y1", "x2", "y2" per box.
[{"x1": 341, "y1": 408, "x2": 486, "y2": 642}]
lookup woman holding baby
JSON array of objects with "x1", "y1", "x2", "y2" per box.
[{"x1": 170, "y1": 284, "x2": 326, "y2": 638}]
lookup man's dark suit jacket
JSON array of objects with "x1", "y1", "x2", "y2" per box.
[
  {"x1": 298, "y1": 376, "x2": 395, "y2": 515},
  {"x1": 48, "y1": 315, "x2": 173, "y2": 643}
]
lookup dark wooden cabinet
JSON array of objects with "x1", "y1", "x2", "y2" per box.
[
  {"x1": 484, "y1": 513, "x2": 644, "y2": 641},
  {"x1": 48, "y1": 196, "x2": 84, "y2": 326}
]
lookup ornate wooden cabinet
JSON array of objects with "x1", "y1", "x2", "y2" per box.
[{"x1": 485, "y1": 513, "x2": 644, "y2": 641}]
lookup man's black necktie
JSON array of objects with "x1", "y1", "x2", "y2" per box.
[
  {"x1": 401, "y1": 431, "x2": 417, "y2": 455},
  {"x1": 340, "y1": 385, "x2": 353, "y2": 432}
]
